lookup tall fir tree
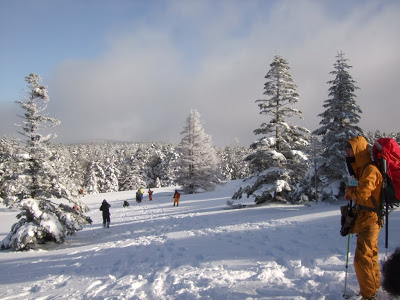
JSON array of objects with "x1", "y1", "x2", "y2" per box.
[
  {"x1": 312, "y1": 52, "x2": 363, "y2": 200},
  {"x1": 15, "y1": 73, "x2": 61, "y2": 200},
  {"x1": 175, "y1": 110, "x2": 220, "y2": 194},
  {"x1": 233, "y1": 54, "x2": 310, "y2": 204},
  {"x1": 1, "y1": 74, "x2": 91, "y2": 251},
  {"x1": 254, "y1": 55, "x2": 307, "y2": 153}
]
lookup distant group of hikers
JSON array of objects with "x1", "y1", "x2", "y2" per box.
[
  {"x1": 134, "y1": 188, "x2": 157, "y2": 203},
  {"x1": 99, "y1": 188, "x2": 181, "y2": 228}
]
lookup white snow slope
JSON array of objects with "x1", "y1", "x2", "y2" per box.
[{"x1": 0, "y1": 180, "x2": 399, "y2": 300}]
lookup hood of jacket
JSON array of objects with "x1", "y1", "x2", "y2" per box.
[{"x1": 347, "y1": 136, "x2": 372, "y2": 176}]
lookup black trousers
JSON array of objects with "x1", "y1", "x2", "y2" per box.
[{"x1": 102, "y1": 213, "x2": 110, "y2": 224}]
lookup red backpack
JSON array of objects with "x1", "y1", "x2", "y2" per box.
[
  {"x1": 373, "y1": 138, "x2": 400, "y2": 203},
  {"x1": 372, "y1": 137, "x2": 400, "y2": 248}
]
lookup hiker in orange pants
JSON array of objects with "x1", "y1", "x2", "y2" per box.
[
  {"x1": 345, "y1": 136, "x2": 382, "y2": 300},
  {"x1": 354, "y1": 224, "x2": 381, "y2": 299},
  {"x1": 173, "y1": 190, "x2": 180, "y2": 206}
]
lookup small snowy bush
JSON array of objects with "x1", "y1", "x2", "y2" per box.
[
  {"x1": 1, "y1": 198, "x2": 92, "y2": 251},
  {"x1": 233, "y1": 168, "x2": 295, "y2": 204}
]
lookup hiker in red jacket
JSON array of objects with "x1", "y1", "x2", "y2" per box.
[{"x1": 148, "y1": 189, "x2": 153, "y2": 201}]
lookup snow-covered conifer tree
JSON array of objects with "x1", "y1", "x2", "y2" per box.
[
  {"x1": 365, "y1": 130, "x2": 400, "y2": 145},
  {"x1": 103, "y1": 157, "x2": 120, "y2": 193},
  {"x1": 145, "y1": 153, "x2": 165, "y2": 188},
  {"x1": 233, "y1": 55, "x2": 310, "y2": 204},
  {"x1": 15, "y1": 73, "x2": 61, "y2": 199},
  {"x1": 0, "y1": 137, "x2": 27, "y2": 206},
  {"x1": 312, "y1": 52, "x2": 363, "y2": 200},
  {"x1": 84, "y1": 160, "x2": 106, "y2": 194},
  {"x1": 132, "y1": 146, "x2": 151, "y2": 188},
  {"x1": 1, "y1": 74, "x2": 91, "y2": 251},
  {"x1": 218, "y1": 138, "x2": 252, "y2": 180},
  {"x1": 50, "y1": 144, "x2": 85, "y2": 200},
  {"x1": 158, "y1": 144, "x2": 179, "y2": 187},
  {"x1": 175, "y1": 110, "x2": 220, "y2": 193},
  {"x1": 155, "y1": 177, "x2": 162, "y2": 188},
  {"x1": 119, "y1": 152, "x2": 146, "y2": 191}
]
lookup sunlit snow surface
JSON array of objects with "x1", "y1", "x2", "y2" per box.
[{"x1": 0, "y1": 180, "x2": 399, "y2": 299}]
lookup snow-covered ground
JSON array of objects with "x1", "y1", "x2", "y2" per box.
[{"x1": 0, "y1": 180, "x2": 399, "y2": 300}]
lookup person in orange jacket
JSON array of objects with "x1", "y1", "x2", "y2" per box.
[
  {"x1": 344, "y1": 136, "x2": 383, "y2": 300},
  {"x1": 173, "y1": 190, "x2": 180, "y2": 206}
]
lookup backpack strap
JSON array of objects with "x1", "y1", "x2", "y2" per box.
[
  {"x1": 356, "y1": 195, "x2": 382, "y2": 226},
  {"x1": 356, "y1": 162, "x2": 383, "y2": 226}
]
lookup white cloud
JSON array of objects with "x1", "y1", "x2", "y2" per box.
[{"x1": 2, "y1": 0, "x2": 399, "y2": 146}]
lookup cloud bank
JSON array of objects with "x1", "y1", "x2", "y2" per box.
[{"x1": 1, "y1": 0, "x2": 399, "y2": 146}]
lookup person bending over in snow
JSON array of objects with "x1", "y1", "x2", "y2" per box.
[
  {"x1": 173, "y1": 190, "x2": 180, "y2": 206},
  {"x1": 344, "y1": 136, "x2": 382, "y2": 300},
  {"x1": 99, "y1": 199, "x2": 111, "y2": 228}
]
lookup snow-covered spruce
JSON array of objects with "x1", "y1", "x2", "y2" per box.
[
  {"x1": 233, "y1": 54, "x2": 310, "y2": 204},
  {"x1": 310, "y1": 52, "x2": 363, "y2": 201}
]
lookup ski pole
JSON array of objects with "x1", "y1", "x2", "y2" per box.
[
  {"x1": 343, "y1": 232, "x2": 351, "y2": 298},
  {"x1": 382, "y1": 159, "x2": 389, "y2": 249},
  {"x1": 343, "y1": 199, "x2": 352, "y2": 299}
]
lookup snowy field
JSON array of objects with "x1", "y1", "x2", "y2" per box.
[{"x1": 0, "y1": 180, "x2": 399, "y2": 300}]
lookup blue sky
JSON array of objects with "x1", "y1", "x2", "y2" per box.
[
  {"x1": 1, "y1": 0, "x2": 399, "y2": 146},
  {"x1": 0, "y1": 1, "x2": 156, "y2": 98}
]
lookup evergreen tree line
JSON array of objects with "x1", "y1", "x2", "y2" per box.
[{"x1": 0, "y1": 137, "x2": 252, "y2": 206}]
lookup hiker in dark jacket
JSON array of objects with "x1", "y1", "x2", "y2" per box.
[
  {"x1": 136, "y1": 191, "x2": 142, "y2": 203},
  {"x1": 99, "y1": 199, "x2": 111, "y2": 228}
]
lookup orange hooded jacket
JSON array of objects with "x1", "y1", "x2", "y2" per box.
[{"x1": 347, "y1": 136, "x2": 383, "y2": 233}]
